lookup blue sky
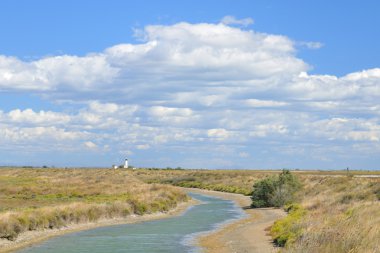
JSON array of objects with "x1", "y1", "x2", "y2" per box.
[{"x1": 0, "y1": 0, "x2": 379, "y2": 169}]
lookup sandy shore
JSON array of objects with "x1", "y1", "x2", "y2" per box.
[
  {"x1": 185, "y1": 188, "x2": 286, "y2": 253},
  {"x1": 0, "y1": 199, "x2": 198, "y2": 253}
]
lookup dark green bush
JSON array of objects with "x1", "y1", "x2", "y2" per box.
[
  {"x1": 251, "y1": 177, "x2": 276, "y2": 207},
  {"x1": 251, "y1": 170, "x2": 301, "y2": 208}
]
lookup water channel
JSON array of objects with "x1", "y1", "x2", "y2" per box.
[{"x1": 18, "y1": 193, "x2": 246, "y2": 253}]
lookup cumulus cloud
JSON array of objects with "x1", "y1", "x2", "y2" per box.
[
  {"x1": 0, "y1": 21, "x2": 308, "y2": 102},
  {"x1": 0, "y1": 19, "x2": 379, "y2": 168},
  {"x1": 6, "y1": 109, "x2": 71, "y2": 125},
  {"x1": 309, "y1": 118, "x2": 380, "y2": 142},
  {"x1": 0, "y1": 126, "x2": 88, "y2": 143},
  {"x1": 0, "y1": 55, "x2": 118, "y2": 92}
]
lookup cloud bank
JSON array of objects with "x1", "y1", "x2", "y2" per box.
[{"x1": 0, "y1": 18, "x2": 379, "y2": 169}]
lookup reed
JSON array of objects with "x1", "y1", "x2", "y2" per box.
[{"x1": 0, "y1": 168, "x2": 188, "y2": 240}]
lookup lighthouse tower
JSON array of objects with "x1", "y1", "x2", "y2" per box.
[{"x1": 124, "y1": 158, "x2": 129, "y2": 169}]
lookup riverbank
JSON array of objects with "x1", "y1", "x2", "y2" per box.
[
  {"x1": 185, "y1": 188, "x2": 285, "y2": 253},
  {"x1": 0, "y1": 199, "x2": 198, "y2": 253}
]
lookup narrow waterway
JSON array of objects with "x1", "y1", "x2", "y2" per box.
[{"x1": 17, "y1": 193, "x2": 246, "y2": 253}]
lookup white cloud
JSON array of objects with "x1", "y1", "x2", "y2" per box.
[
  {"x1": 149, "y1": 106, "x2": 193, "y2": 117},
  {"x1": 220, "y1": 16, "x2": 254, "y2": 27},
  {"x1": 84, "y1": 141, "x2": 98, "y2": 149},
  {"x1": 147, "y1": 106, "x2": 197, "y2": 125},
  {"x1": 207, "y1": 128, "x2": 230, "y2": 140},
  {"x1": 136, "y1": 144, "x2": 150, "y2": 150},
  {"x1": 6, "y1": 109, "x2": 71, "y2": 125},
  {"x1": 249, "y1": 124, "x2": 288, "y2": 137},
  {"x1": 0, "y1": 55, "x2": 118, "y2": 92},
  {"x1": 0, "y1": 126, "x2": 88, "y2": 142},
  {"x1": 245, "y1": 99, "x2": 289, "y2": 107},
  {"x1": 343, "y1": 68, "x2": 380, "y2": 81},
  {"x1": 0, "y1": 19, "x2": 379, "y2": 168},
  {"x1": 307, "y1": 118, "x2": 380, "y2": 142},
  {"x1": 88, "y1": 101, "x2": 119, "y2": 114},
  {"x1": 0, "y1": 21, "x2": 308, "y2": 101},
  {"x1": 347, "y1": 131, "x2": 379, "y2": 142},
  {"x1": 298, "y1": 41, "x2": 324, "y2": 49}
]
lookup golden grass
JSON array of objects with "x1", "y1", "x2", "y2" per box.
[
  {"x1": 2, "y1": 167, "x2": 378, "y2": 252},
  {"x1": 0, "y1": 168, "x2": 188, "y2": 240},
  {"x1": 282, "y1": 175, "x2": 380, "y2": 253},
  {"x1": 132, "y1": 169, "x2": 380, "y2": 253},
  {"x1": 131, "y1": 169, "x2": 276, "y2": 195}
]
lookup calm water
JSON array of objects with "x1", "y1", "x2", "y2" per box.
[{"x1": 18, "y1": 193, "x2": 246, "y2": 253}]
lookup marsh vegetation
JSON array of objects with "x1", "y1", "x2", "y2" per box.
[
  {"x1": 1, "y1": 167, "x2": 378, "y2": 253},
  {"x1": 0, "y1": 168, "x2": 188, "y2": 241},
  {"x1": 132, "y1": 168, "x2": 380, "y2": 253}
]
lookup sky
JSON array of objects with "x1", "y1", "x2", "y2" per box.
[{"x1": 0, "y1": 0, "x2": 379, "y2": 169}]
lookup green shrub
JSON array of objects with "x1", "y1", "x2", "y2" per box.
[
  {"x1": 270, "y1": 204, "x2": 306, "y2": 247},
  {"x1": 251, "y1": 170, "x2": 301, "y2": 208},
  {"x1": 251, "y1": 177, "x2": 276, "y2": 207}
]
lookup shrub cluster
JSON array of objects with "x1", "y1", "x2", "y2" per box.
[
  {"x1": 251, "y1": 170, "x2": 301, "y2": 208},
  {"x1": 270, "y1": 203, "x2": 306, "y2": 247}
]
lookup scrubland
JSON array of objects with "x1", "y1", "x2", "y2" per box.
[
  {"x1": 281, "y1": 175, "x2": 380, "y2": 253},
  {"x1": 1, "y1": 167, "x2": 378, "y2": 253},
  {"x1": 0, "y1": 168, "x2": 188, "y2": 241},
  {"x1": 132, "y1": 169, "x2": 380, "y2": 253},
  {"x1": 131, "y1": 169, "x2": 274, "y2": 195}
]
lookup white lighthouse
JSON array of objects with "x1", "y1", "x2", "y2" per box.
[{"x1": 124, "y1": 158, "x2": 129, "y2": 169}]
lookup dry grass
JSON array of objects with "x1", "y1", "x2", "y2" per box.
[
  {"x1": 132, "y1": 169, "x2": 380, "y2": 253},
  {"x1": 0, "y1": 168, "x2": 188, "y2": 240},
  {"x1": 2, "y1": 167, "x2": 378, "y2": 252},
  {"x1": 131, "y1": 169, "x2": 278, "y2": 195},
  {"x1": 282, "y1": 175, "x2": 380, "y2": 253}
]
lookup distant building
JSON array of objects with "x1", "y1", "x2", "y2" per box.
[
  {"x1": 124, "y1": 159, "x2": 128, "y2": 169},
  {"x1": 112, "y1": 165, "x2": 118, "y2": 169}
]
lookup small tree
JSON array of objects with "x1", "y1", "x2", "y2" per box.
[{"x1": 251, "y1": 170, "x2": 301, "y2": 208}]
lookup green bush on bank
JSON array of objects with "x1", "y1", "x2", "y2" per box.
[{"x1": 251, "y1": 170, "x2": 301, "y2": 208}]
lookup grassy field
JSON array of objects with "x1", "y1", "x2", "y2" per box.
[
  {"x1": 131, "y1": 169, "x2": 276, "y2": 195},
  {"x1": 1, "y1": 167, "x2": 379, "y2": 252},
  {"x1": 131, "y1": 168, "x2": 380, "y2": 253},
  {"x1": 0, "y1": 168, "x2": 188, "y2": 241},
  {"x1": 282, "y1": 175, "x2": 380, "y2": 253},
  {"x1": 131, "y1": 168, "x2": 380, "y2": 194}
]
